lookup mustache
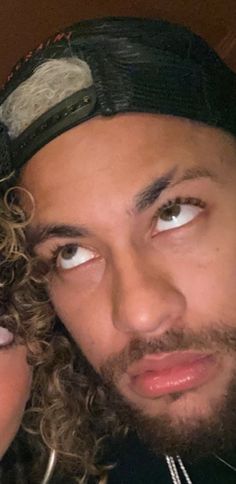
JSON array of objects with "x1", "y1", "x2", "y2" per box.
[{"x1": 101, "y1": 324, "x2": 236, "y2": 383}]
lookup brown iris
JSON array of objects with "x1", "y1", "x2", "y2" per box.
[{"x1": 159, "y1": 203, "x2": 181, "y2": 221}]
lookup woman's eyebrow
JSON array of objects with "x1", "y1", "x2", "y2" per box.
[
  {"x1": 26, "y1": 223, "x2": 90, "y2": 250},
  {"x1": 134, "y1": 166, "x2": 218, "y2": 212}
]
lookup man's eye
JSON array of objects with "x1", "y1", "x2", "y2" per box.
[
  {"x1": 155, "y1": 198, "x2": 205, "y2": 233},
  {"x1": 56, "y1": 244, "x2": 96, "y2": 270}
]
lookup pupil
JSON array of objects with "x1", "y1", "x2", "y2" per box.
[
  {"x1": 61, "y1": 245, "x2": 77, "y2": 259},
  {"x1": 161, "y1": 204, "x2": 181, "y2": 221}
]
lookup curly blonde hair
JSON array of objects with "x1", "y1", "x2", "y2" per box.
[
  {"x1": 0, "y1": 188, "x2": 56, "y2": 481},
  {"x1": 0, "y1": 188, "x2": 53, "y2": 355},
  {"x1": 27, "y1": 330, "x2": 128, "y2": 484},
  {"x1": 0, "y1": 187, "x2": 127, "y2": 482}
]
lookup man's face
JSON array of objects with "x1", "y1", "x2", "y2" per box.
[{"x1": 21, "y1": 114, "x2": 236, "y2": 453}]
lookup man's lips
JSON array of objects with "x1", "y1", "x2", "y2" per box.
[{"x1": 127, "y1": 351, "x2": 219, "y2": 398}]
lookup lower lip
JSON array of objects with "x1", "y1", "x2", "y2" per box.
[{"x1": 129, "y1": 355, "x2": 218, "y2": 399}]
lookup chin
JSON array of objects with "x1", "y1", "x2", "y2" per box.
[
  {"x1": 112, "y1": 380, "x2": 236, "y2": 458},
  {"x1": 121, "y1": 384, "x2": 216, "y2": 423}
]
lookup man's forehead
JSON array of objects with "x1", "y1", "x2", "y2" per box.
[
  {"x1": 20, "y1": 114, "x2": 235, "y2": 189},
  {"x1": 21, "y1": 114, "x2": 235, "y2": 247}
]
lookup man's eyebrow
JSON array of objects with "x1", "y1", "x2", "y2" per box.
[
  {"x1": 27, "y1": 223, "x2": 90, "y2": 250},
  {"x1": 27, "y1": 167, "x2": 218, "y2": 248},
  {"x1": 134, "y1": 166, "x2": 217, "y2": 212}
]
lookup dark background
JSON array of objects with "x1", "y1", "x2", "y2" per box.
[{"x1": 0, "y1": 0, "x2": 236, "y2": 85}]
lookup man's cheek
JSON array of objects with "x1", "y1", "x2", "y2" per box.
[{"x1": 178, "y1": 257, "x2": 235, "y2": 311}]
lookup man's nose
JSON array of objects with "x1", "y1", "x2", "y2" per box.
[{"x1": 111, "y1": 253, "x2": 186, "y2": 335}]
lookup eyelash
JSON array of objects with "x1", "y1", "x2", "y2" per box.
[
  {"x1": 47, "y1": 196, "x2": 206, "y2": 269},
  {"x1": 157, "y1": 196, "x2": 206, "y2": 213},
  {"x1": 152, "y1": 195, "x2": 206, "y2": 231},
  {"x1": 50, "y1": 244, "x2": 70, "y2": 269}
]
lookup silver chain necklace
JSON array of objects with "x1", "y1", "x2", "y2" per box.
[
  {"x1": 166, "y1": 453, "x2": 236, "y2": 484},
  {"x1": 214, "y1": 453, "x2": 236, "y2": 473},
  {"x1": 165, "y1": 455, "x2": 193, "y2": 484}
]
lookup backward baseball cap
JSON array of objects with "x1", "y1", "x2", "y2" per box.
[{"x1": 0, "y1": 16, "x2": 235, "y2": 182}]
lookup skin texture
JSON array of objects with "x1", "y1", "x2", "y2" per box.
[
  {"x1": 21, "y1": 113, "x2": 236, "y2": 435},
  {"x1": 0, "y1": 344, "x2": 31, "y2": 457}
]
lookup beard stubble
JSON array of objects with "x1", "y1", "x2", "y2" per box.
[{"x1": 98, "y1": 325, "x2": 236, "y2": 458}]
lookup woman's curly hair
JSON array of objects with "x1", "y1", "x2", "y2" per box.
[
  {"x1": 0, "y1": 188, "x2": 55, "y2": 482},
  {"x1": 26, "y1": 329, "x2": 131, "y2": 484},
  {"x1": 0, "y1": 188, "x2": 53, "y2": 359},
  {"x1": 27, "y1": 331, "x2": 129, "y2": 484},
  {"x1": 0, "y1": 187, "x2": 128, "y2": 483}
]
